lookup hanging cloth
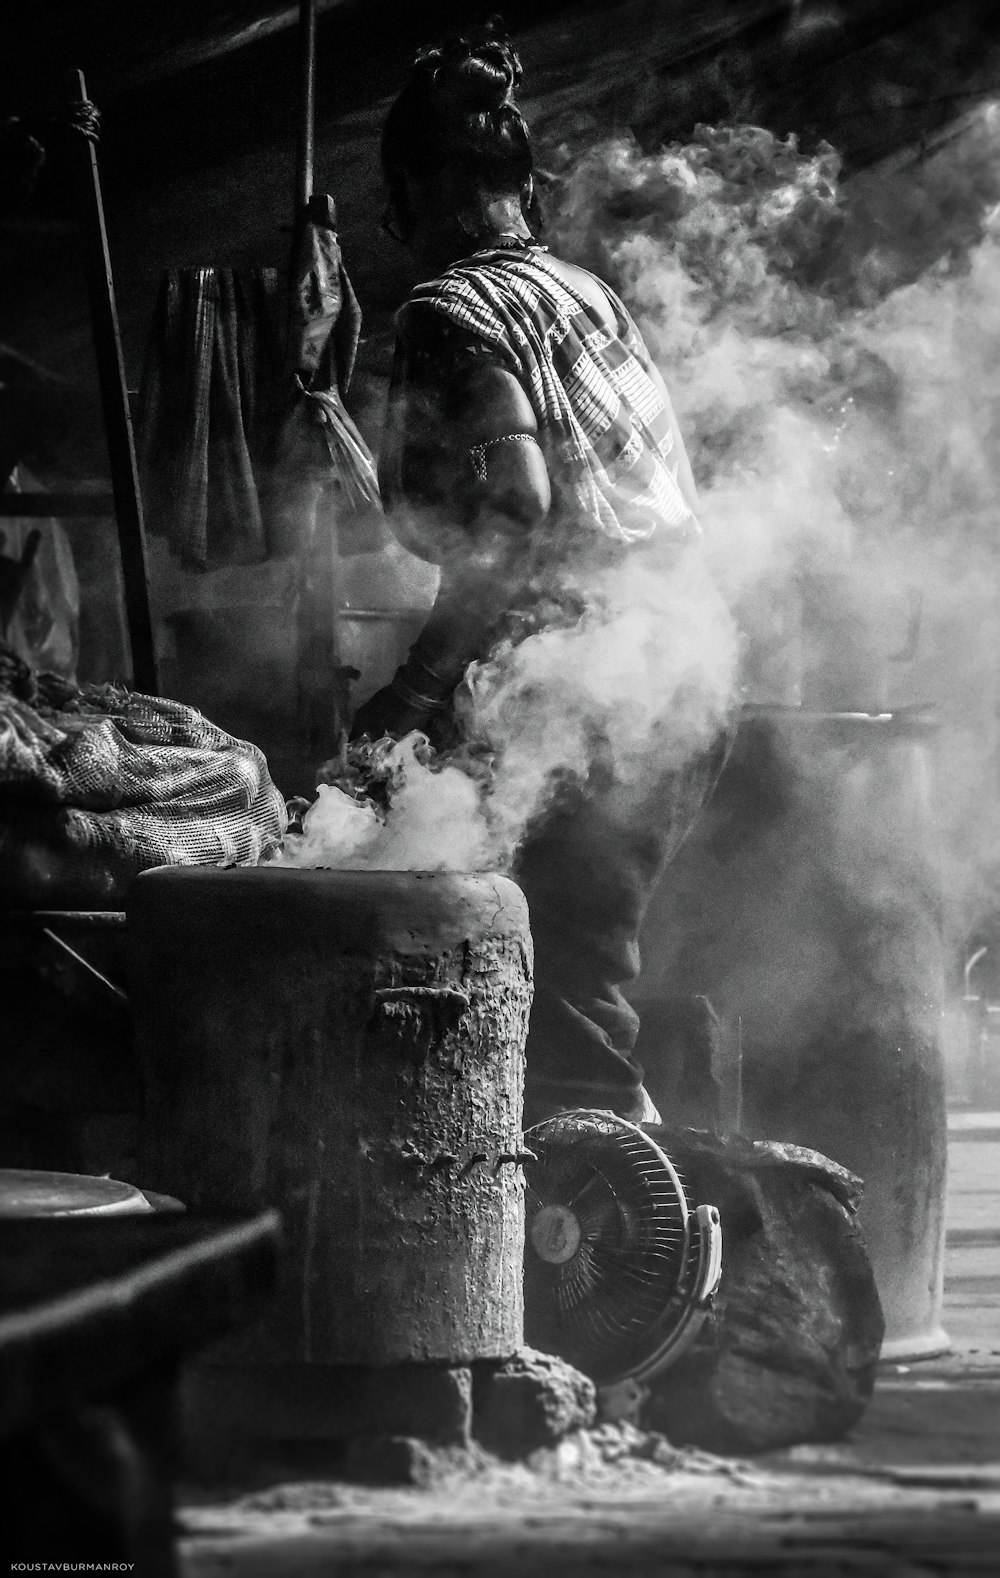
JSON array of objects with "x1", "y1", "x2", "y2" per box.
[
  {"x1": 261, "y1": 194, "x2": 379, "y2": 556},
  {"x1": 135, "y1": 267, "x2": 283, "y2": 569}
]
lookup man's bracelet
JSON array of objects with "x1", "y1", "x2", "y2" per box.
[
  {"x1": 390, "y1": 674, "x2": 450, "y2": 713},
  {"x1": 406, "y1": 653, "x2": 454, "y2": 690}
]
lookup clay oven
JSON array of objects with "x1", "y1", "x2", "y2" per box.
[{"x1": 129, "y1": 867, "x2": 533, "y2": 1368}]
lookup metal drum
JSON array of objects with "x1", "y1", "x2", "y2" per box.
[{"x1": 636, "y1": 707, "x2": 949, "y2": 1360}]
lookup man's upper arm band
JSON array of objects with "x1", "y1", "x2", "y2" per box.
[{"x1": 468, "y1": 431, "x2": 545, "y2": 484}]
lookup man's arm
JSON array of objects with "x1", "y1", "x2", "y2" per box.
[{"x1": 352, "y1": 355, "x2": 550, "y2": 739}]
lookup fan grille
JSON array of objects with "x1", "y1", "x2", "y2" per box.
[{"x1": 523, "y1": 1110, "x2": 696, "y2": 1383}]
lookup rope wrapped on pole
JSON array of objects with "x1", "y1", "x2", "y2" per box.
[{"x1": 65, "y1": 99, "x2": 101, "y2": 142}]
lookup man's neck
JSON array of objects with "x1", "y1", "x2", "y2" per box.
[
  {"x1": 411, "y1": 194, "x2": 531, "y2": 272},
  {"x1": 480, "y1": 194, "x2": 531, "y2": 241}
]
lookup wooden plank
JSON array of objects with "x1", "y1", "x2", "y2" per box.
[
  {"x1": 0, "y1": 492, "x2": 116, "y2": 518},
  {"x1": 0, "y1": 1211, "x2": 281, "y2": 1436},
  {"x1": 66, "y1": 70, "x2": 159, "y2": 695}
]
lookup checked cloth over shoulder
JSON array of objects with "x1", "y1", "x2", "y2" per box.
[{"x1": 398, "y1": 247, "x2": 697, "y2": 546}]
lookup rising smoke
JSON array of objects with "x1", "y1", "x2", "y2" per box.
[
  {"x1": 279, "y1": 104, "x2": 1000, "y2": 941},
  {"x1": 556, "y1": 111, "x2": 1000, "y2": 942},
  {"x1": 276, "y1": 732, "x2": 494, "y2": 871}
]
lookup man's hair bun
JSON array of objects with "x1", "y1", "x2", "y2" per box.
[
  {"x1": 415, "y1": 21, "x2": 523, "y2": 118},
  {"x1": 382, "y1": 17, "x2": 533, "y2": 215},
  {"x1": 435, "y1": 47, "x2": 515, "y2": 115}
]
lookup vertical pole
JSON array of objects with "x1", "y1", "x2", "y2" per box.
[
  {"x1": 295, "y1": 0, "x2": 317, "y2": 214},
  {"x1": 291, "y1": 0, "x2": 345, "y2": 775},
  {"x1": 733, "y1": 1014, "x2": 744, "y2": 1136},
  {"x1": 67, "y1": 69, "x2": 158, "y2": 694}
]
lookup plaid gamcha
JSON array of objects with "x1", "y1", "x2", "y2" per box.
[{"x1": 399, "y1": 247, "x2": 697, "y2": 547}]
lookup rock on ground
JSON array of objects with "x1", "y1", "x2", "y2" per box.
[
  {"x1": 473, "y1": 1348, "x2": 597, "y2": 1459},
  {"x1": 645, "y1": 1131, "x2": 885, "y2": 1453}
]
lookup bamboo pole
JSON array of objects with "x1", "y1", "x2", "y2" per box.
[
  {"x1": 295, "y1": 0, "x2": 317, "y2": 212},
  {"x1": 66, "y1": 69, "x2": 158, "y2": 694}
]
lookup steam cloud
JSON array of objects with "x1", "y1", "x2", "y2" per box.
[
  {"x1": 276, "y1": 733, "x2": 494, "y2": 871},
  {"x1": 279, "y1": 104, "x2": 1000, "y2": 941}
]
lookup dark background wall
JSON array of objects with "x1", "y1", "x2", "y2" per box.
[
  {"x1": 2, "y1": 0, "x2": 1000, "y2": 786},
  {"x1": 4, "y1": 0, "x2": 1000, "y2": 403}
]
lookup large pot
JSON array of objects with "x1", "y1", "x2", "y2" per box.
[
  {"x1": 635, "y1": 707, "x2": 948, "y2": 1360},
  {"x1": 129, "y1": 866, "x2": 533, "y2": 1366}
]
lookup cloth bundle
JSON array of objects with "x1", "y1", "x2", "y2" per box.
[{"x1": 0, "y1": 648, "x2": 286, "y2": 908}]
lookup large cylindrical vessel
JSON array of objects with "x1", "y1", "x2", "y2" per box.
[
  {"x1": 129, "y1": 867, "x2": 533, "y2": 1365},
  {"x1": 635, "y1": 709, "x2": 948, "y2": 1360}
]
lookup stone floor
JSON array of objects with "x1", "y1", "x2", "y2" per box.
[{"x1": 180, "y1": 1114, "x2": 1000, "y2": 1576}]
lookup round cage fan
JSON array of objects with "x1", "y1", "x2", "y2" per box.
[{"x1": 522, "y1": 1110, "x2": 722, "y2": 1385}]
